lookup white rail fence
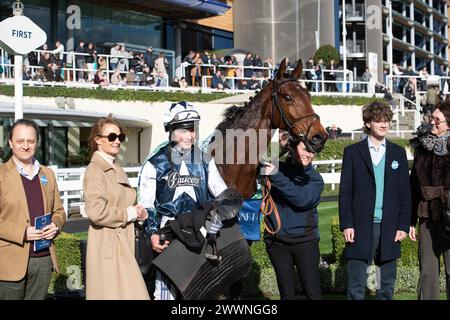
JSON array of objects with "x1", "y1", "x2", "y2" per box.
[
  {"x1": 54, "y1": 155, "x2": 414, "y2": 218},
  {"x1": 52, "y1": 161, "x2": 344, "y2": 217}
]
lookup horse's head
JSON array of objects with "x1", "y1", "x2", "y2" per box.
[{"x1": 270, "y1": 58, "x2": 328, "y2": 153}]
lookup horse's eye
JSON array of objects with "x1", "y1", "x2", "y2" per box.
[{"x1": 284, "y1": 95, "x2": 292, "y2": 102}]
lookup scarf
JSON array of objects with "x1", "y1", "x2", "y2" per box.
[{"x1": 419, "y1": 131, "x2": 450, "y2": 156}]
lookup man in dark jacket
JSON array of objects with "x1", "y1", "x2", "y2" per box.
[
  {"x1": 263, "y1": 141, "x2": 324, "y2": 300},
  {"x1": 339, "y1": 101, "x2": 411, "y2": 300}
]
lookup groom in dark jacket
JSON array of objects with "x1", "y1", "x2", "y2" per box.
[{"x1": 339, "y1": 101, "x2": 411, "y2": 300}]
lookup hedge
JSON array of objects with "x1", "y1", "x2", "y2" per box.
[
  {"x1": 0, "y1": 85, "x2": 230, "y2": 102},
  {"x1": 329, "y1": 217, "x2": 446, "y2": 294},
  {"x1": 242, "y1": 217, "x2": 445, "y2": 297},
  {"x1": 0, "y1": 84, "x2": 380, "y2": 106},
  {"x1": 316, "y1": 139, "x2": 411, "y2": 161},
  {"x1": 48, "y1": 232, "x2": 84, "y2": 296}
]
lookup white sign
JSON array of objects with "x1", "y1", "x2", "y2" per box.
[{"x1": 0, "y1": 15, "x2": 47, "y2": 55}]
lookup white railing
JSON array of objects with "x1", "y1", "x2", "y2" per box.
[
  {"x1": 52, "y1": 166, "x2": 140, "y2": 217},
  {"x1": 53, "y1": 156, "x2": 414, "y2": 217},
  {"x1": 50, "y1": 161, "x2": 344, "y2": 217}
]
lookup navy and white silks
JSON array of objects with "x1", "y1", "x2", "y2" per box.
[{"x1": 139, "y1": 142, "x2": 227, "y2": 235}]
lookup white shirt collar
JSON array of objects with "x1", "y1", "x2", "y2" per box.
[
  {"x1": 368, "y1": 137, "x2": 386, "y2": 151},
  {"x1": 14, "y1": 157, "x2": 40, "y2": 180}
]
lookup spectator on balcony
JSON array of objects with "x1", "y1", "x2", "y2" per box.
[
  {"x1": 97, "y1": 56, "x2": 107, "y2": 72},
  {"x1": 263, "y1": 57, "x2": 274, "y2": 78},
  {"x1": 154, "y1": 53, "x2": 168, "y2": 79},
  {"x1": 305, "y1": 59, "x2": 316, "y2": 92},
  {"x1": 254, "y1": 54, "x2": 263, "y2": 77},
  {"x1": 384, "y1": 87, "x2": 396, "y2": 111},
  {"x1": 75, "y1": 40, "x2": 87, "y2": 82},
  {"x1": 22, "y1": 65, "x2": 32, "y2": 81},
  {"x1": 118, "y1": 45, "x2": 133, "y2": 72},
  {"x1": 94, "y1": 69, "x2": 109, "y2": 88},
  {"x1": 85, "y1": 42, "x2": 97, "y2": 82},
  {"x1": 404, "y1": 80, "x2": 416, "y2": 108},
  {"x1": 39, "y1": 52, "x2": 54, "y2": 75},
  {"x1": 392, "y1": 64, "x2": 401, "y2": 93},
  {"x1": 110, "y1": 43, "x2": 121, "y2": 71},
  {"x1": 140, "y1": 66, "x2": 153, "y2": 86},
  {"x1": 362, "y1": 68, "x2": 372, "y2": 93},
  {"x1": 52, "y1": 40, "x2": 65, "y2": 67},
  {"x1": 425, "y1": 85, "x2": 440, "y2": 116},
  {"x1": 211, "y1": 69, "x2": 225, "y2": 89},
  {"x1": 45, "y1": 63, "x2": 64, "y2": 82},
  {"x1": 437, "y1": 65, "x2": 446, "y2": 92},
  {"x1": 179, "y1": 77, "x2": 188, "y2": 89},
  {"x1": 325, "y1": 59, "x2": 338, "y2": 92},
  {"x1": 201, "y1": 51, "x2": 211, "y2": 85},
  {"x1": 39, "y1": 43, "x2": 50, "y2": 65},
  {"x1": 190, "y1": 52, "x2": 202, "y2": 87},
  {"x1": 155, "y1": 71, "x2": 168, "y2": 87},
  {"x1": 210, "y1": 53, "x2": 220, "y2": 67},
  {"x1": 248, "y1": 73, "x2": 261, "y2": 90},
  {"x1": 143, "y1": 47, "x2": 155, "y2": 71},
  {"x1": 110, "y1": 69, "x2": 125, "y2": 86},
  {"x1": 419, "y1": 67, "x2": 429, "y2": 92},
  {"x1": 171, "y1": 76, "x2": 180, "y2": 88},
  {"x1": 27, "y1": 51, "x2": 38, "y2": 68},
  {"x1": 326, "y1": 124, "x2": 342, "y2": 140},
  {"x1": 243, "y1": 53, "x2": 254, "y2": 78},
  {"x1": 183, "y1": 50, "x2": 195, "y2": 85},
  {"x1": 314, "y1": 62, "x2": 322, "y2": 92},
  {"x1": 125, "y1": 68, "x2": 139, "y2": 86},
  {"x1": 237, "y1": 79, "x2": 249, "y2": 90}
]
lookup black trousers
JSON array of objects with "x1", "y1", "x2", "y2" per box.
[{"x1": 266, "y1": 239, "x2": 321, "y2": 300}]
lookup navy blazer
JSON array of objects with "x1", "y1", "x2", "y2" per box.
[{"x1": 339, "y1": 139, "x2": 411, "y2": 261}]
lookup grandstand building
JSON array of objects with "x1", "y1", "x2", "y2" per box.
[
  {"x1": 0, "y1": 0, "x2": 233, "y2": 78},
  {"x1": 0, "y1": 0, "x2": 233, "y2": 166},
  {"x1": 233, "y1": 0, "x2": 448, "y2": 82}
]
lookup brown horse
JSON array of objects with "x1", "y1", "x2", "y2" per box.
[{"x1": 209, "y1": 58, "x2": 328, "y2": 199}]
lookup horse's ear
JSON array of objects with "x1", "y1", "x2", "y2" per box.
[
  {"x1": 275, "y1": 58, "x2": 287, "y2": 81},
  {"x1": 291, "y1": 59, "x2": 303, "y2": 80}
]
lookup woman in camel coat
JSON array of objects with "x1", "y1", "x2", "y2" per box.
[{"x1": 83, "y1": 115, "x2": 150, "y2": 300}]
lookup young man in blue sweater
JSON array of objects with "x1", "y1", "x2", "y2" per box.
[{"x1": 339, "y1": 101, "x2": 411, "y2": 300}]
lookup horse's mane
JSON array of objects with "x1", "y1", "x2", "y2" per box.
[
  {"x1": 214, "y1": 84, "x2": 267, "y2": 137},
  {"x1": 215, "y1": 103, "x2": 252, "y2": 134}
]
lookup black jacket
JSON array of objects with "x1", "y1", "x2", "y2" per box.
[{"x1": 339, "y1": 139, "x2": 411, "y2": 261}]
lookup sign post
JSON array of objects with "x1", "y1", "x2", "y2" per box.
[{"x1": 0, "y1": 1, "x2": 47, "y2": 121}]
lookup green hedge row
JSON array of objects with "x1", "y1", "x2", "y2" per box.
[
  {"x1": 0, "y1": 85, "x2": 230, "y2": 102},
  {"x1": 316, "y1": 139, "x2": 411, "y2": 161},
  {"x1": 0, "y1": 84, "x2": 379, "y2": 105},
  {"x1": 242, "y1": 218, "x2": 445, "y2": 297},
  {"x1": 48, "y1": 232, "x2": 84, "y2": 296}
]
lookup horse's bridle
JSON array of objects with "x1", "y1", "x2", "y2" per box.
[{"x1": 270, "y1": 79, "x2": 321, "y2": 152}]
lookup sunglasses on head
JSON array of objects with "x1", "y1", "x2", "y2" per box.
[{"x1": 98, "y1": 132, "x2": 126, "y2": 142}]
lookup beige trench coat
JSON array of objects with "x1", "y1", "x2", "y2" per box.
[{"x1": 84, "y1": 152, "x2": 149, "y2": 300}]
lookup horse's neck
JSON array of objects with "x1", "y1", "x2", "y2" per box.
[{"x1": 220, "y1": 89, "x2": 275, "y2": 198}]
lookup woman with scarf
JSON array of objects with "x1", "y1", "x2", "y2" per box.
[{"x1": 410, "y1": 100, "x2": 450, "y2": 300}]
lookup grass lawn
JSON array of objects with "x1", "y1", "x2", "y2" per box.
[
  {"x1": 72, "y1": 231, "x2": 88, "y2": 241},
  {"x1": 317, "y1": 201, "x2": 338, "y2": 255}
]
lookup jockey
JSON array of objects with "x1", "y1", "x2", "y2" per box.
[{"x1": 138, "y1": 101, "x2": 227, "y2": 300}]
